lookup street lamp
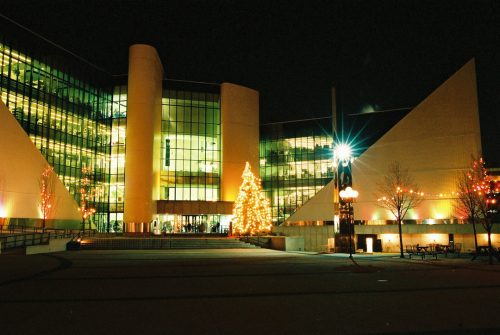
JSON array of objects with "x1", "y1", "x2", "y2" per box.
[
  {"x1": 333, "y1": 143, "x2": 355, "y2": 202},
  {"x1": 339, "y1": 186, "x2": 358, "y2": 259},
  {"x1": 333, "y1": 143, "x2": 354, "y2": 249},
  {"x1": 333, "y1": 144, "x2": 352, "y2": 168}
]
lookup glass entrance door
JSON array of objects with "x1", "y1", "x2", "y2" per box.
[
  {"x1": 181, "y1": 215, "x2": 207, "y2": 233},
  {"x1": 179, "y1": 215, "x2": 223, "y2": 233}
]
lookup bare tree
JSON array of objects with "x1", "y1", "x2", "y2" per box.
[
  {"x1": 455, "y1": 168, "x2": 480, "y2": 254},
  {"x1": 375, "y1": 161, "x2": 423, "y2": 258},
  {"x1": 39, "y1": 165, "x2": 56, "y2": 231},
  {"x1": 471, "y1": 158, "x2": 497, "y2": 264}
]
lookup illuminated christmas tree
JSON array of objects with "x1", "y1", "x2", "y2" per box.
[{"x1": 232, "y1": 162, "x2": 272, "y2": 236}]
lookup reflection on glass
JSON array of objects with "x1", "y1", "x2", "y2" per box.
[
  {"x1": 160, "y1": 89, "x2": 221, "y2": 201},
  {"x1": 260, "y1": 122, "x2": 334, "y2": 225}
]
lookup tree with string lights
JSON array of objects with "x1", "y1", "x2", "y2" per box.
[
  {"x1": 39, "y1": 165, "x2": 56, "y2": 231},
  {"x1": 79, "y1": 166, "x2": 96, "y2": 233},
  {"x1": 455, "y1": 157, "x2": 483, "y2": 254},
  {"x1": 232, "y1": 162, "x2": 272, "y2": 236},
  {"x1": 375, "y1": 161, "x2": 423, "y2": 258},
  {"x1": 465, "y1": 157, "x2": 498, "y2": 264}
]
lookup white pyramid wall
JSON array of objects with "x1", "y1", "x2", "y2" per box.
[
  {"x1": 0, "y1": 98, "x2": 81, "y2": 227},
  {"x1": 352, "y1": 59, "x2": 482, "y2": 221},
  {"x1": 285, "y1": 180, "x2": 335, "y2": 223}
]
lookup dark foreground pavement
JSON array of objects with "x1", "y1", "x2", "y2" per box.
[{"x1": 1, "y1": 249, "x2": 500, "y2": 335}]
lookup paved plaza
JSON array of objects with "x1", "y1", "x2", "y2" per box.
[{"x1": 1, "y1": 249, "x2": 500, "y2": 334}]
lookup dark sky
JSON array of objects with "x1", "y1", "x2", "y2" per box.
[{"x1": 1, "y1": 0, "x2": 499, "y2": 163}]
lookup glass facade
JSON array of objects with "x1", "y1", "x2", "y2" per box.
[
  {"x1": 3, "y1": 16, "x2": 337, "y2": 232},
  {"x1": 160, "y1": 86, "x2": 221, "y2": 201},
  {"x1": 108, "y1": 85, "x2": 127, "y2": 232},
  {"x1": 260, "y1": 119, "x2": 334, "y2": 224},
  {"x1": 0, "y1": 29, "x2": 113, "y2": 230}
]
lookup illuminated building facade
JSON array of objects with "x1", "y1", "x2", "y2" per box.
[
  {"x1": 260, "y1": 119, "x2": 335, "y2": 225},
  {"x1": 275, "y1": 59, "x2": 499, "y2": 252},
  {"x1": 0, "y1": 24, "x2": 113, "y2": 230},
  {"x1": 107, "y1": 80, "x2": 225, "y2": 233},
  {"x1": 1, "y1": 16, "x2": 496, "y2": 246},
  {"x1": 0, "y1": 17, "x2": 258, "y2": 233}
]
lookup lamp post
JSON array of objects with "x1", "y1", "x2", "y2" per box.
[
  {"x1": 333, "y1": 144, "x2": 354, "y2": 221},
  {"x1": 339, "y1": 186, "x2": 358, "y2": 259},
  {"x1": 333, "y1": 143, "x2": 355, "y2": 254}
]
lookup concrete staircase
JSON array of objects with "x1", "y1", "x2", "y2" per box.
[{"x1": 79, "y1": 237, "x2": 260, "y2": 250}]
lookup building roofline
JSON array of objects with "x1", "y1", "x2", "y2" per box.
[{"x1": 0, "y1": 12, "x2": 111, "y2": 76}]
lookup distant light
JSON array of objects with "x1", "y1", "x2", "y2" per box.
[
  {"x1": 434, "y1": 213, "x2": 445, "y2": 219},
  {"x1": 361, "y1": 105, "x2": 375, "y2": 114},
  {"x1": 0, "y1": 204, "x2": 6, "y2": 218},
  {"x1": 366, "y1": 237, "x2": 373, "y2": 253}
]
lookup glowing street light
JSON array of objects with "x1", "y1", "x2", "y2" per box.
[
  {"x1": 339, "y1": 186, "x2": 359, "y2": 259},
  {"x1": 333, "y1": 143, "x2": 355, "y2": 204},
  {"x1": 339, "y1": 186, "x2": 359, "y2": 201},
  {"x1": 333, "y1": 143, "x2": 353, "y2": 168},
  {"x1": 331, "y1": 142, "x2": 356, "y2": 254}
]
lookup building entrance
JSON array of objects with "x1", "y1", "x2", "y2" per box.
[
  {"x1": 161, "y1": 214, "x2": 225, "y2": 234},
  {"x1": 181, "y1": 215, "x2": 225, "y2": 233},
  {"x1": 181, "y1": 215, "x2": 208, "y2": 233}
]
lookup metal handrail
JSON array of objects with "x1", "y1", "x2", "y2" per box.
[
  {"x1": 0, "y1": 232, "x2": 50, "y2": 250},
  {"x1": 0, "y1": 226, "x2": 96, "y2": 251}
]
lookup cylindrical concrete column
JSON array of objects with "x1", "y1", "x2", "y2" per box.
[
  {"x1": 220, "y1": 83, "x2": 260, "y2": 202},
  {"x1": 124, "y1": 44, "x2": 163, "y2": 232}
]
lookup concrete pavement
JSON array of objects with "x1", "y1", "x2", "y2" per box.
[{"x1": 1, "y1": 249, "x2": 500, "y2": 334}]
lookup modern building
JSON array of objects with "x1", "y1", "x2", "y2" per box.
[
  {"x1": 352, "y1": 59, "x2": 499, "y2": 253},
  {"x1": 0, "y1": 16, "x2": 258, "y2": 233},
  {"x1": 1, "y1": 14, "x2": 497, "y2": 251},
  {"x1": 276, "y1": 59, "x2": 499, "y2": 253},
  {"x1": 259, "y1": 118, "x2": 335, "y2": 225}
]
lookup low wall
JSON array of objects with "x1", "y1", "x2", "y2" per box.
[
  {"x1": 355, "y1": 224, "x2": 500, "y2": 253},
  {"x1": 2, "y1": 218, "x2": 81, "y2": 230},
  {"x1": 269, "y1": 236, "x2": 305, "y2": 252},
  {"x1": 273, "y1": 224, "x2": 500, "y2": 253},
  {"x1": 272, "y1": 226, "x2": 334, "y2": 252},
  {"x1": 26, "y1": 237, "x2": 72, "y2": 255}
]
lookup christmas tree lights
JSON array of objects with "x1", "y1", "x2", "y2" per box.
[
  {"x1": 39, "y1": 165, "x2": 56, "y2": 230},
  {"x1": 232, "y1": 162, "x2": 272, "y2": 236},
  {"x1": 79, "y1": 166, "x2": 96, "y2": 232}
]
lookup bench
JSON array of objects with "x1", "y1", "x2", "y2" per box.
[
  {"x1": 428, "y1": 244, "x2": 448, "y2": 258},
  {"x1": 472, "y1": 246, "x2": 500, "y2": 261},
  {"x1": 406, "y1": 245, "x2": 425, "y2": 260},
  {"x1": 447, "y1": 243, "x2": 462, "y2": 257}
]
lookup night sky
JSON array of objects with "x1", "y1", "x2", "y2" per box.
[{"x1": 1, "y1": 0, "x2": 499, "y2": 164}]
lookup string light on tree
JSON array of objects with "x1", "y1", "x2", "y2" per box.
[
  {"x1": 79, "y1": 166, "x2": 96, "y2": 232},
  {"x1": 39, "y1": 165, "x2": 56, "y2": 230},
  {"x1": 232, "y1": 162, "x2": 272, "y2": 236}
]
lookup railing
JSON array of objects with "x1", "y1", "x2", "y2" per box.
[
  {"x1": 0, "y1": 232, "x2": 50, "y2": 251},
  {"x1": 0, "y1": 226, "x2": 96, "y2": 251}
]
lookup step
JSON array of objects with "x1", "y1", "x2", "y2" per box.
[{"x1": 78, "y1": 237, "x2": 259, "y2": 250}]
